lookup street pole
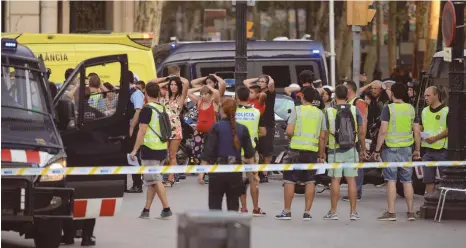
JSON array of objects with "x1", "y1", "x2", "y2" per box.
[
  {"x1": 234, "y1": 0, "x2": 248, "y2": 88},
  {"x1": 352, "y1": 25, "x2": 361, "y2": 91},
  {"x1": 329, "y1": 0, "x2": 336, "y2": 88},
  {"x1": 420, "y1": 0, "x2": 466, "y2": 220}
]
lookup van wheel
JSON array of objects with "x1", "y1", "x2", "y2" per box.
[{"x1": 33, "y1": 219, "x2": 62, "y2": 248}]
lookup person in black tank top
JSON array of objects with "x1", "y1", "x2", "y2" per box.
[{"x1": 243, "y1": 75, "x2": 276, "y2": 182}]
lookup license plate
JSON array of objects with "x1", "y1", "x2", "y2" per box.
[{"x1": 275, "y1": 151, "x2": 285, "y2": 163}]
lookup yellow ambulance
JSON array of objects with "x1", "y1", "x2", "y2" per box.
[{"x1": 1, "y1": 33, "x2": 157, "y2": 85}]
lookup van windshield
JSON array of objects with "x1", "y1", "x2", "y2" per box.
[{"x1": 1, "y1": 62, "x2": 61, "y2": 150}]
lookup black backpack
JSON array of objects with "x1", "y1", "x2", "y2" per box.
[
  {"x1": 145, "y1": 104, "x2": 172, "y2": 143},
  {"x1": 334, "y1": 104, "x2": 357, "y2": 149}
]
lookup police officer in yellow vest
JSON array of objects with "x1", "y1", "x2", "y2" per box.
[
  {"x1": 417, "y1": 86, "x2": 448, "y2": 194},
  {"x1": 374, "y1": 82, "x2": 421, "y2": 221},
  {"x1": 235, "y1": 86, "x2": 267, "y2": 216},
  {"x1": 323, "y1": 85, "x2": 367, "y2": 221},
  {"x1": 275, "y1": 87, "x2": 327, "y2": 221},
  {"x1": 130, "y1": 82, "x2": 172, "y2": 220}
]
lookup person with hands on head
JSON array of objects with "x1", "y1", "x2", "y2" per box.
[
  {"x1": 275, "y1": 87, "x2": 327, "y2": 221},
  {"x1": 373, "y1": 82, "x2": 420, "y2": 222},
  {"x1": 188, "y1": 86, "x2": 219, "y2": 171},
  {"x1": 129, "y1": 82, "x2": 172, "y2": 220},
  {"x1": 243, "y1": 75, "x2": 276, "y2": 182},
  {"x1": 200, "y1": 98, "x2": 256, "y2": 212},
  {"x1": 285, "y1": 70, "x2": 325, "y2": 109},
  {"x1": 191, "y1": 74, "x2": 227, "y2": 98},
  {"x1": 248, "y1": 84, "x2": 267, "y2": 115},
  {"x1": 151, "y1": 75, "x2": 190, "y2": 186},
  {"x1": 417, "y1": 86, "x2": 448, "y2": 195}
]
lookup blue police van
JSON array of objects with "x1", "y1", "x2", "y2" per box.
[
  {"x1": 153, "y1": 38, "x2": 330, "y2": 91},
  {"x1": 153, "y1": 38, "x2": 330, "y2": 163}
]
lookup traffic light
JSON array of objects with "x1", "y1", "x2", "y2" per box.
[
  {"x1": 347, "y1": 1, "x2": 376, "y2": 26},
  {"x1": 247, "y1": 21, "x2": 254, "y2": 38}
]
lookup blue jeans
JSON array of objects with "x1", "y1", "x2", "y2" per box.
[{"x1": 381, "y1": 147, "x2": 413, "y2": 183}]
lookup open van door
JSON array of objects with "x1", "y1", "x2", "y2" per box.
[{"x1": 53, "y1": 54, "x2": 129, "y2": 219}]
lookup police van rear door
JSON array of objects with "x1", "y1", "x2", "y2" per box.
[{"x1": 53, "y1": 54, "x2": 129, "y2": 219}]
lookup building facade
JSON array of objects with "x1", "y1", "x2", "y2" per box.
[{"x1": 2, "y1": 0, "x2": 136, "y2": 33}]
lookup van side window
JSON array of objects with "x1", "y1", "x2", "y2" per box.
[
  {"x1": 82, "y1": 62, "x2": 121, "y2": 122},
  {"x1": 262, "y1": 65, "x2": 291, "y2": 88},
  {"x1": 200, "y1": 66, "x2": 235, "y2": 77}
]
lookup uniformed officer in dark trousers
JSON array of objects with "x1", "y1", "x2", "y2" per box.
[
  {"x1": 417, "y1": 86, "x2": 448, "y2": 195},
  {"x1": 200, "y1": 98, "x2": 256, "y2": 211}
]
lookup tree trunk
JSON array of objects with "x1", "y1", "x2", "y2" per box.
[
  {"x1": 364, "y1": 35, "x2": 377, "y2": 83},
  {"x1": 135, "y1": 0, "x2": 164, "y2": 46},
  {"x1": 306, "y1": 1, "x2": 316, "y2": 35},
  {"x1": 423, "y1": 0, "x2": 440, "y2": 70},
  {"x1": 375, "y1": 1, "x2": 384, "y2": 73},
  {"x1": 313, "y1": 2, "x2": 327, "y2": 42},
  {"x1": 335, "y1": 2, "x2": 347, "y2": 71},
  {"x1": 388, "y1": 1, "x2": 397, "y2": 74},
  {"x1": 339, "y1": 27, "x2": 354, "y2": 80},
  {"x1": 412, "y1": 1, "x2": 428, "y2": 80}
]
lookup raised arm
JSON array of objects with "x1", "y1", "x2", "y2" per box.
[
  {"x1": 191, "y1": 76, "x2": 208, "y2": 88},
  {"x1": 149, "y1": 77, "x2": 169, "y2": 90},
  {"x1": 188, "y1": 87, "x2": 201, "y2": 104},
  {"x1": 206, "y1": 84, "x2": 221, "y2": 104},
  {"x1": 358, "y1": 81, "x2": 373, "y2": 95},
  {"x1": 243, "y1": 77, "x2": 259, "y2": 88},
  {"x1": 284, "y1": 86, "x2": 300, "y2": 96},
  {"x1": 178, "y1": 77, "x2": 190, "y2": 106},
  {"x1": 267, "y1": 76, "x2": 275, "y2": 93},
  {"x1": 213, "y1": 74, "x2": 227, "y2": 97},
  {"x1": 258, "y1": 92, "x2": 267, "y2": 105}
]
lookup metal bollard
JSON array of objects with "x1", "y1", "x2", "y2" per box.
[{"x1": 177, "y1": 210, "x2": 252, "y2": 248}]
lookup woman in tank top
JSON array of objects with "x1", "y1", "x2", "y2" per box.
[{"x1": 188, "y1": 86, "x2": 219, "y2": 170}]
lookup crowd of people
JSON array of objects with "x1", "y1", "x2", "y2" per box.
[
  {"x1": 53, "y1": 66, "x2": 447, "y2": 245},
  {"x1": 126, "y1": 67, "x2": 447, "y2": 223}
]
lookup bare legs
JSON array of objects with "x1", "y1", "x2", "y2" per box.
[{"x1": 167, "y1": 139, "x2": 181, "y2": 182}]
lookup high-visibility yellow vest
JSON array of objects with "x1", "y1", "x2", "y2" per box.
[
  {"x1": 143, "y1": 102, "x2": 168, "y2": 150},
  {"x1": 421, "y1": 106, "x2": 448, "y2": 149},
  {"x1": 326, "y1": 105, "x2": 358, "y2": 150},
  {"x1": 236, "y1": 106, "x2": 260, "y2": 155},
  {"x1": 88, "y1": 94, "x2": 102, "y2": 108},
  {"x1": 290, "y1": 105, "x2": 322, "y2": 152},
  {"x1": 385, "y1": 103, "x2": 415, "y2": 148}
]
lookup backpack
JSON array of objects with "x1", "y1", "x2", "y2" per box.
[
  {"x1": 145, "y1": 104, "x2": 172, "y2": 143},
  {"x1": 334, "y1": 104, "x2": 357, "y2": 149}
]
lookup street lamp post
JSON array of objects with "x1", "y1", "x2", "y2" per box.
[
  {"x1": 234, "y1": 0, "x2": 248, "y2": 88},
  {"x1": 420, "y1": 0, "x2": 466, "y2": 220}
]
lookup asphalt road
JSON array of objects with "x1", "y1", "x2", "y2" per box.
[{"x1": 2, "y1": 176, "x2": 466, "y2": 248}]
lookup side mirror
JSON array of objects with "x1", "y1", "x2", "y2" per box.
[{"x1": 56, "y1": 99, "x2": 75, "y2": 129}]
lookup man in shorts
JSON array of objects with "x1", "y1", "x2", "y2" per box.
[
  {"x1": 323, "y1": 85, "x2": 367, "y2": 221},
  {"x1": 130, "y1": 82, "x2": 172, "y2": 219},
  {"x1": 275, "y1": 87, "x2": 327, "y2": 221}
]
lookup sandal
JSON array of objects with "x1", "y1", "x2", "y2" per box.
[{"x1": 163, "y1": 180, "x2": 174, "y2": 187}]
